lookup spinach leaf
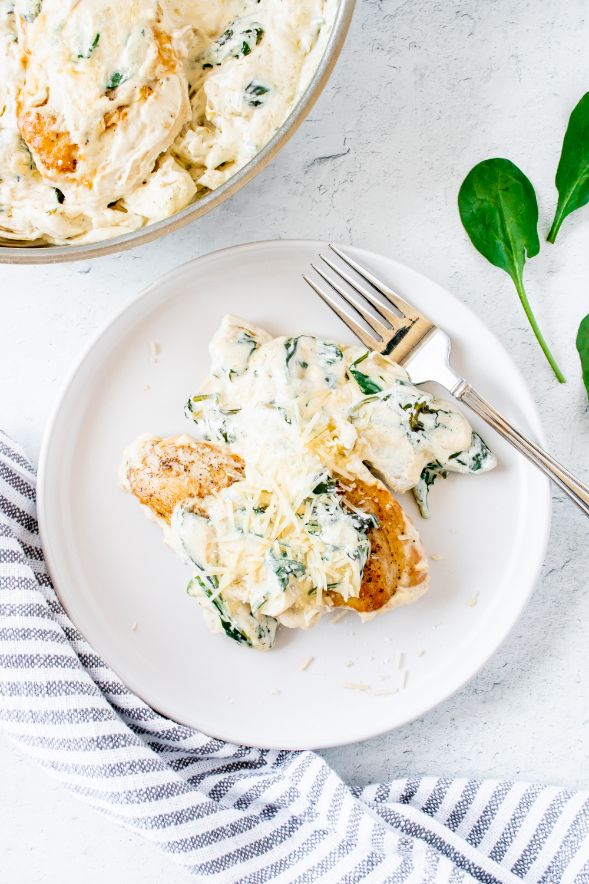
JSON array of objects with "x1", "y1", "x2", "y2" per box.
[
  {"x1": 284, "y1": 336, "x2": 299, "y2": 365},
  {"x1": 272, "y1": 557, "x2": 306, "y2": 590},
  {"x1": 448, "y1": 432, "x2": 494, "y2": 472},
  {"x1": 189, "y1": 575, "x2": 251, "y2": 646},
  {"x1": 237, "y1": 330, "x2": 258, "y2": 355},
  {"x1": 216, "y1": 27, "x2": 234, "y2": 47},
  {"x1": 313, "y1": 477, "x2": 337, "y2": 495},
  {"x1": 245, "y1": 80, "x2": 270, "y2": 108},
  {"x1": 106, "y1": 70, "x2": 126, "y2": 92},
  {"x1": 459, "y1": 158, "x2": 565, "y2": 383},
  {"x1": 202, "y1": 22, "x2": 264, "y2": 68},
  {"x1": 350, "y1": 369, "x2": 381, "y2": 395},
  {"x1": 188, "y1": 576, "x2": 277, "y2": 649},
  {"x1": 412, "y1": 462, "x2": 448, "y2": 519},
  {"x1": 348, "y1": 511, "x2": 379, "y2": 533},
  {"x1": 77, "y1": 32, "x2": 100, "y2": 60},
  {"x1": 576, "y1": 313, "x2": 589, "y2": 401},
  {"x1": 317, "y1": 340, "x2": 343, "y2": 365},
  {"x1": 548, "y1": 93, "x2": 589, "y2": 243},
  {"x1": 239, "y1": 25, "x2": 264, "y2": 57},
  {"x1": 407, "y1": 400, "x2": 438, "y2": 432},
  {"x1": 348, "y1": 353, "x2": 382, "y2": 395},
  {"x1": 185, "y1": 393, "x2": 237, "y2": 444},
  {"x1": 266, "y1": 402, "x2": 291, "y2": 424}
]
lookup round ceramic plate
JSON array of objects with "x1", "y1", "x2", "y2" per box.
[{"x1": 38, "y1": 240, "x2": 551, "y2": 749}]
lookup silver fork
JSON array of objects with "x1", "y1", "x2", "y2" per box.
[{"x1": 304, "y1": 244, "x2": 589, "y2": 516}]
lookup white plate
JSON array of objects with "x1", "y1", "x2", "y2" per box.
[{"x1": 38, "y1": 240, "x2": 551, "y2": 750}]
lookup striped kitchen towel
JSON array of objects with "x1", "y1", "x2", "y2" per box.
[{"x1": 0, "y1": 428, "x2": 588, "y2": 883}]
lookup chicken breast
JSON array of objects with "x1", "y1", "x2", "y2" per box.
[
  {"x1": 329, "y1": 477, "x2": 429, "y2": 616},
  {"x1": 120, "y1": 434, "x2": 244, "y2": 524},
  {"x1": 121, "y1": 434, "x2": 429, "y2": 616}
]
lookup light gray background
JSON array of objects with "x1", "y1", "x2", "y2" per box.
[{"x1": 1, "y1": 1, "x2": 588, "y2": 881}]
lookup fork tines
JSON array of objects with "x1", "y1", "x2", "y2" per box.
[{"x1": 303, "y1": 244, "x2": 433, "y2": 362}]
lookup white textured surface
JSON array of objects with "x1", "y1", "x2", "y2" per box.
[{"x1": 1, "y1": 1, "x2": 588, "y2": 881}]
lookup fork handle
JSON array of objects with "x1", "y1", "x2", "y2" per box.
[{"x1": 452, "y1": 380, "x2": 589, "y2": 516}]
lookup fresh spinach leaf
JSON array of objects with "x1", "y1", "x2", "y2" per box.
[
  {"x1": 459, "y1": 158, "x2": 565, "y2": 383},
  {"x1": 576, "y1": 313, "x2": 589, "y2": 401},
  {"x1": 548, "y1": 93, "x2": 589, "y2": 243}
]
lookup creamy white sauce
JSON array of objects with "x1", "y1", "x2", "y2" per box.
[
  {"x1": 0, "y1": 0, "x2": 335, "y2": 243},
  {"x1": 175, "y1": 316, "x2": 496, "y2": 649}
]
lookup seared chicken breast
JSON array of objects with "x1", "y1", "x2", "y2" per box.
[
  {"x1": 330, "y1": 477, "x2": 428, "y2": 616},
  {"x1": 121, "y1": 434, "x2": 244, "y2": 524},
  {"x1": 121, "y1": 434, "x2": 429, "y2": 620}
]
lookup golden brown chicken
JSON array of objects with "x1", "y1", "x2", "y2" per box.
[
  {"x1": 121, "y1": 435, "x2": 245, "y2": 524},
  {"x1": 330, "y1": 477, "x2": 429, "y2": 615},
  {"x1": 17, "y1": 111, "x2": 80, "y2": 177}
]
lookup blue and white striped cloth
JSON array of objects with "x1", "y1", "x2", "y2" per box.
[{"x1": 0, "y1": 429, "x2": 588, "y2": 883}]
